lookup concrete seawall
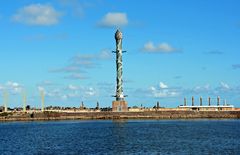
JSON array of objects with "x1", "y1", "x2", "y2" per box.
[{"x1": 1, "y1": 111, "x2": 240, "y2": 121}]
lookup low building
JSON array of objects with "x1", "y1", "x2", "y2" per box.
[{"x1": 178, "y1": 105, "x2": 234, "y2": 111}]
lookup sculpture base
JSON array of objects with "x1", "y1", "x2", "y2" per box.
[{"x1": 112, "y1": 101, "x2": 128, "y2": 112}]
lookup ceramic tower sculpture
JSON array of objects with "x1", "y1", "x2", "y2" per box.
[{"x1": 112, "y1": 29, "x2": 128, "y2": 112}]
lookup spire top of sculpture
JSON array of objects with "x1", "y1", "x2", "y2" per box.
[{"x1": 115, "y1": 29, "x2": 122, "y2": 40}]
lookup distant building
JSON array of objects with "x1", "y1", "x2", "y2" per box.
[
  {"x1": 179, "y1": 97, "x2": 234, "y2": 111},
  {"x1": 178, "y1": 105, "x2": 234, "y2": 111}
]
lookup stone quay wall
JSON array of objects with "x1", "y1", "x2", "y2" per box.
[{"x1": 0, "y1": 110, "x2": 240, "y2": 121}]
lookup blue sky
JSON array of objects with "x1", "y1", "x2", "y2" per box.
[{"x1": 0, "y1": 0, "x2": 240, "y2": 108}]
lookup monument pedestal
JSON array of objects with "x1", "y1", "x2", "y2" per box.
[{"x1": 112, "y1": 101, "x2": 128, "y2": 112}]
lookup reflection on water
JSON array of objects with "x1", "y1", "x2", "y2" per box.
[
  {"x1": 112, "y1": 120, "x2": 128, "y2": 154},
  {"x1": 0, "y1": 120, "x2": 239, "y2": 154}
]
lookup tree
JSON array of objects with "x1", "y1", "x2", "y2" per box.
[{"x1": 26, "y1": 105, "x2": 30, "y2": 110}]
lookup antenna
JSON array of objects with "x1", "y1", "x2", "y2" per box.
[
  {"x1": 3, "y1": 91, "x2": 8, "y2": 112},
  {"x1": 41, "y1": 91, "x2": 45, "y2": 112},
  {"x1": 22, "y1": 91, "x2": 26, "y2": 112}
]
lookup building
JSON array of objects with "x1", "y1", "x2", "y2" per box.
[{"x1": 178, "y1": 105, "x2": 234, "y2": 111}]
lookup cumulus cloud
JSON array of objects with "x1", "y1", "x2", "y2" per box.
[
  {"x1": 6, "y1": 82, "x2": 22, "y2": 93},
  {"x1": 130, "y1": 81, "x2": 240, "y2": 106},
  {"x1": 46, "y1": 89, "x2": 61, "y2": 97},
  {"x1": 159, "y1": 82, "x2": 168, "y2": 89},
  {"x1": 188, "y1": 82, "x2": 234, "y2": 97},
  {"x1": 67, "y1": 84, "x2": 79, "y2": 91},
  {"x1": 6, "y1": 81, "x2": 20, "y2": 88},
  {"x1": 36, "y1": 80, "x2": 59, "y2": 95},
  {"x1": 98, "y1": 12, "x2": 128, "y2": 28},
  {"x1": 142, "y1": 81, "x2": 234, "y2": 99},
  {"x1": 0, "y1": 81, "x2": 23, "y2": 94},
  {"x1": 192, "y1": 84, "x2": 211, "y2": 94},
  {"x1": 66, "y1": 84, "x2": 97, "y2": 97},
  {"x1": 149, "y1": 82, "x2": 179, "y2": 98},
  {"x1": 150, "y1": 87, "x2": 179, "y2": 98},
  {"x1": 37, "y1": 83, "x2": 98, "y2": 102},
  {"x1": 37, "y1": 86, "x2": 45, "y2": 92},
  {"x1": 0, "y1": 84, "x2": 4, "y2": 91},
  {"x1": 85, "y1": 87, "x2": 97, "y2": 97},
  {"x1": 12, "y1": 4, "x2": 62, "y2": 26},
  {"x1": 142, "y1": 41, "x2": 178, "y2": 53},
  {"x1": 37, "y1": 85, "x2": 66, "y2": 100}
]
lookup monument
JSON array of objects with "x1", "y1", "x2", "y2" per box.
[{"x1": 112, "y1": 29, "x2": 128, "y2": 112}]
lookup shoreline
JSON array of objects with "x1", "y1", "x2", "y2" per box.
[{"x1": 1, "y1": 110, "x2": 240, "y2": 122}]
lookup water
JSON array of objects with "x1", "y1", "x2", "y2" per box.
[{"x1": 0, "y1": 120, "x2": 239, "y2": 155}]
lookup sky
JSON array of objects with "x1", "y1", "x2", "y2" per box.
[{"x1": 0, "y1": 0, "x2": 240, "y2": 108}]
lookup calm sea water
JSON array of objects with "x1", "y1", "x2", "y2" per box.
[{"x1": 0, "y1": 119, "x2": 239, "y2": 155}]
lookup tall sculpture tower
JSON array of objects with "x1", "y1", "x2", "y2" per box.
[{"x1": 112, "y1": 29, "x2": 128, "y2": 112}]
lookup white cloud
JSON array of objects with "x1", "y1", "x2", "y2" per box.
[
  {"x1": 1, "y1": 81, "x2": 23, "y2": 94},
  {"x1": 68, "y1": 84, "x2": 79, "y2": 90},
  {"x1": 159, "y1": 82, "x2": 168, "y2": 89},
  {"x1": 150, "y1": 86, "x2": 156, "y2": 91},
  {"x1": 37, "y1": 86, "x2": 45, "y2": 92},
  {"x1": 192, "y1": 84, "x2": 211, "y2": 94},
  {"x1": 220, "y1": 82, "x2": 230, "y2": 89},
  {"x1": 85, "y1": 87, "x2": 97, "y2": 96},
  {"x1": 150, "y1": 87, "x2": 179, "y2": 98},
  {"x1": 190, "y1": 82, "x2": 233, "y2": 95},
  {"x1": 6, "y1": 81, "x2": 20, "y2": 88},
  {"x1": 149, "y1": 82, "x2": 179, "y2": 98},
  {"x1": 47, "y1": 89, "x2": 61, "y2": 97},
  {"x1": 98, "y1": 12, "x2": 128, "y2": 28},
  {"x1": 36, "y1": 83, "x2": 98, "y2": 102},
  {"x1": 12, "y1": 4, "x2": 62, "y2": 26},
  {"x1": 0, "y1": 85, "x2": 4, "y2": 91},
  {"x1": 61, "y1": 95, "x2": 68, "y2": 100},
  {"x1": 37, "y1": 87, "x2": 63, "y2": 99},
  {"x1": 143, "y1": 41, "x2": 178, "y2": 53}
]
